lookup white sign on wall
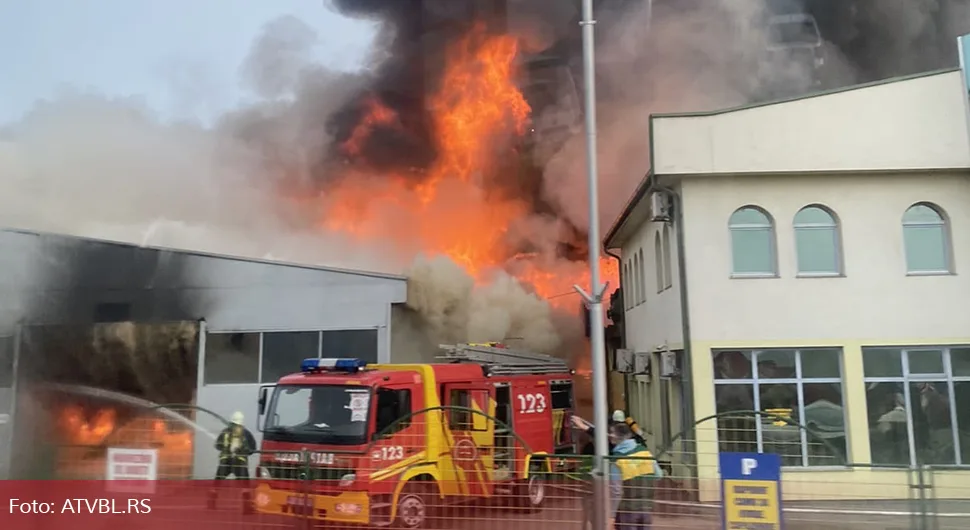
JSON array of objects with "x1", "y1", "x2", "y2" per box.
[{"x1": 106, "y1": 448, "x2": 158, "y2": 494}]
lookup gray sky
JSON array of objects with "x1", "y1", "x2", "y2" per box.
[{"x1": 0, "y1": 0, "x2": 376, "y2": 125}]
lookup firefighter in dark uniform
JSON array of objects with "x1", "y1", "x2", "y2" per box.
[
  {"x1": 609, "y1": 423, "x2": 663, "y2": 530},
  {"x1": 207, "y1": 411, "x2": 256, "y2": 511}
]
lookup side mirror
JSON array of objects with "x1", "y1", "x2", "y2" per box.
[
  {"x1": 258, "y1": 387, "x2": 269, "y2": 415},
  {"x1": 257, "y1": 384, "x2": 274, "y2": 432}
]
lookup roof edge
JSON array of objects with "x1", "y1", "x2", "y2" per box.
[
  {"x1": 604, "y1": 170, "x2": 654, "y2": 250},
  {"x1": 650, "y1": 67, "x2": 960, "y2": 121},
  {"x1": 0, "y1": 227, "x2": 408, "y2": 282}
]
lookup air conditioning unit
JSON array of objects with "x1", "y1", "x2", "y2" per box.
[
  {"x1": 659, "y1": 350, "x2": 679, "y2": 379},
  {"x1": 614, "y1": 349, "x2": 634, "y2": 373},
  {"x1": 633, "y1": 352, "x2": 651, "y2": 376},
  {"x1": 649, "y1": 192, "x2": 671, "y2": 222}
]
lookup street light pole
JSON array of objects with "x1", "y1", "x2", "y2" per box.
[{"x1": 573, "y1": 0, "x2": 611, "y2": 529}]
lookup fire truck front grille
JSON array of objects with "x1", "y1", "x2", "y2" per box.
[{"x1": 268, "y1": 464, "x2": 353, "y2": 482}]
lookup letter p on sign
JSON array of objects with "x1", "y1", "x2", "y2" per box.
[{"x1": 741, "y1": 458, "x2": 758, "y2": 476}]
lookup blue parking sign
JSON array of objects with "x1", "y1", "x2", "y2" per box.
[{"x1": 719, "y1": 453, "x2": 783, "y2": 530}]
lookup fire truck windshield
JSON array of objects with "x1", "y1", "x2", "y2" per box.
[{"x1": 263, "y1": 384, "x2": 371, "y2": 445}]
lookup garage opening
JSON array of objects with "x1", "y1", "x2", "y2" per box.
[{"x1": 10, "y1": 321, "x2": 200, "y2": 480}]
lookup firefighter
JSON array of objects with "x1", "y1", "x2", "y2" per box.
[
  {"x1": 570, "y1": 411, "x2": 646, "y2": 448},
  {"x1": 612, "y1": 410, "x2": 647, "y2": 446},
  {"x1": 207, "y1": 411, "x2": 256, "y2": 512},
  {"x1": 609, "y1": 422, "x2": 662, "y2": 530}
]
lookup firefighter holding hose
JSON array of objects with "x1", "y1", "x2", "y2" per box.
[{"x1": 207, "y1": 411, "x2": 256, "y2": 512}]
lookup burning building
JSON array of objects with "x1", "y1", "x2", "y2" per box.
[
  {"x1": 2, "y1": 0, "x2": 968, "y2": 481},
  {"x1": 0, "y1": 228, "x2": 405, "y2": 479}
]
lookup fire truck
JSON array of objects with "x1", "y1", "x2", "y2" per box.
[{"x1": 251, "y1": 343, "x2": 577, "y2": 528}]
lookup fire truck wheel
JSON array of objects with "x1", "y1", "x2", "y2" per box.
[
  {"x1": 395, "y1": 482, "x2": 436, "y2": 529},
  {"x1": 513, "y1": 473, "x2": 545, "y2": 513}
]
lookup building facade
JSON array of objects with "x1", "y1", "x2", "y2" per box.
[
  {"x1": 0, "y1": 228, "x2": 406, "y2": 479},
  {"x1": 605, "y1": 68, "x2": 970, "y2": 501}
]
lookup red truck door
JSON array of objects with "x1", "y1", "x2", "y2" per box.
[
  {"x1": 442, "y1": 383, "x2": 494, "y2": 496},
  {"x1": 510, "y1": 381, "x2": 553, "y2": 473}
]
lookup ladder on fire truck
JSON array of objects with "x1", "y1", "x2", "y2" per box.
[{"x1": 437, "y1": 343, "x2": 571, "y2": 376}]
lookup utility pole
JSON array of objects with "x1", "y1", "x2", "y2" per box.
[{"x1": 573, "y1": 0, "x2": 611, "y2": 529}]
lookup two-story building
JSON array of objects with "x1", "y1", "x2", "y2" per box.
[{"x1": 604, "y1": 68, "x2": 970, "y2": 502}]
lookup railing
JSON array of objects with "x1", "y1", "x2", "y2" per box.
[{"x1": 15, "y1": 406, "x2": 970, "y2": 529}]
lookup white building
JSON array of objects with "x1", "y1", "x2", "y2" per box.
[{"x1": 604, "y1": 68, "x2": 970, "y2": 501}]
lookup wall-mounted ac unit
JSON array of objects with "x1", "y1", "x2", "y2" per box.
[
  {"x1": 659, "y1": 350, "x2": 679, "y2": 379},
  {"x1": 614, "y1": 349, "x2": 634, "y2": 373},
  {"x1": 633, "y1": 351, "x2": 651, "y2": 376},
  {"x1": 649, "y1": 192, "x2": 671, "y2": 222}
]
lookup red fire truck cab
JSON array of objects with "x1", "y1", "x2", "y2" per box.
[{"x1": 252, "y1": 343, "x2": 577, "y2": 528}]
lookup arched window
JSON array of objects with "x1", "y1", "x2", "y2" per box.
[
  {"x1": 662, "y1": 225, "x2": 673, "y2": 288},
  {"x1": 902, "y1": 203, "x2": 950, "y2": 274},
  {"x1": 632, "y1": 252, "x2": 641, "y2": 305},
  {"x1": 794, "y1": 205, "x2": 841, "y2": 275},
  {"x1": 729, "y1": 206, "x2": 776, "y2": 276},
  {"x1": 623, "y1": 261, "x2": 631, "y2": 309},
  {"x1": 654, "y1": 232, "x2": 663, "y2": 292},
  {"x1": 637, "y1": 248, "x2": 646, "y2": 303}
]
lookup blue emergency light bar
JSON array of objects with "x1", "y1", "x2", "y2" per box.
[{"x1": 300, "y1": 358, "x2": 367, "y2": 373}]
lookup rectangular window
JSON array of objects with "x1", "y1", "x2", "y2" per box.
[
  {"x1": 204, "y1": 333, "x2": 260, "y2": 385},
  {"x1": 261, "y1": 331, "x2": 321, "y2": 383},
  {"x1": 731, "y1": 230, "x2": 775, "y2": 276},
  {"x1": 863, "y1": 346, "x2": 970, "y2": 466},
  {"x1": 0, "y1": 335, "x2": 14, "y2": 388},
  {"x1": 374, "y1": 388, "x2": 412, "y2": 438},
  {"x1": 321, "y1": 329, "x2": 379, "y2": 364},
  {"x1": 795, "y1": 227, "x2": 839, "y2": 274},
  {"x1": 448, "y1": 389, "x2": 488, "y2": 431},
  {"x1": 713, "y1": 348, "x2": 847, "y2": 467}
]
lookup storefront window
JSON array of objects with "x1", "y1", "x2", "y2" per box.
[
  {"x1": 713, "y1": 349, "x2": 847, "y2": 467},
  {"x1": 863, "y1": 347, "x2": 970, "y2": 466}
]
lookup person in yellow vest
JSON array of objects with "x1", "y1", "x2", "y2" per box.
[{"x1": 608, "y1": 422, "x2": 662, "y2": 529}]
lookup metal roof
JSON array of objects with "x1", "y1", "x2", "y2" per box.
[{"x1": 0, "y1": 226, "x2": 407, "y2": 282}]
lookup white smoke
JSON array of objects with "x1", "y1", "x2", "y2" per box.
[
  {"x1": 403, "y1": 255, "x2": 560, "y2": 354},
  {"x1": 0, "y1": 15, "x2": 566, "y2": 356}
]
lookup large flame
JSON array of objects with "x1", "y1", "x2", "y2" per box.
[
  {"x1": 318, "y1": 24, "x2": 617, "y2": 309},
  {"x1": 57, "y1": 405, "x2": 193, "y2": 479}
]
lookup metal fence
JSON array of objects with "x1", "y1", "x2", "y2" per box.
[{"x1": 28, "y1": 404, "x2": 970, "y2": 530}]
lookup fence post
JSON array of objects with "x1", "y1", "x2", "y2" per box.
[
  {"x1": 301, "y1": 449, "x2": 311, "y2": 530},
  {"x1": 909, "y1": 465, "x2": 937, "y2": 530}
]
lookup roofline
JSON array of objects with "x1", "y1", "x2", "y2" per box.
[
  {"x1": 604, "y1": 67, "x2": 962, "y2": 249},
  {"x1": 0, "y1": 227, "x2": 408, "y2": 282},
  {"x1": 650, "y1": 67, "x2": 959, "y2": 120},
  {"x1": 604, "y1": 170, "x2": 653, "y2": 250}
]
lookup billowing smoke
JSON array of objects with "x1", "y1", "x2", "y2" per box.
[{"x1": 1, "y1": 1, "x2": 967, "y2": 358}]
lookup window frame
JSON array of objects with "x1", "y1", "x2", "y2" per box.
[
  {"x1": 623, "y1": 261, "x2": 631, "y2": 310},
  {"x1": 654, "y1": 232, "x2": 663, "y2": 293},
  {"x1": 637, "y1": 248, "x2": 647, "y2": 303},
  {"x1": 902, "y1": 202, "x2": 952, "y2": 276},
  {"x1": 632, "y1": 253, "x2": 641, "y2": 306},
  {"x1": 713, "y1": 348, "x2": 847, "y2": 467},
  {"x1": 728, "y1": 206, "x2": 778, "y2": 278},
  {"x1": 373, "y1": 387, "x2": 413, "y2": 438},
  {"x1": 662, "y1": 225, "x2": 673, "y2": 289},
  {"x1": 204, "y1": 327, "x2": 381, "y2": 386},
  {"x1": 793, "y1": 204, "x2": 842, "y2": 277},
  {"x1": 862, "y1": 346, "x2": 969, "y2": 466}
]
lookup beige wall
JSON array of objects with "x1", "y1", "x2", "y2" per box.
[
  {"x1": 653, "y1": 70, "x2": 970, "y2": 175},
  {"x1": 620, "y1": 221, "x2": 684, "y2": 353},
  {"x1": 680, "y1": 172, "x2": 970, "y2": 343}
]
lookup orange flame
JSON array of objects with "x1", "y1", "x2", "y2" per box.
[
  {"x1": 315, "y1": 24, "x2": 618, "y2": 313},
  {"x1": 341, "y1": 97, "x2": 400, "y2": 156},
  {"x1": 57, "y1": 406, "x2": 192, "y2": 450}
]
